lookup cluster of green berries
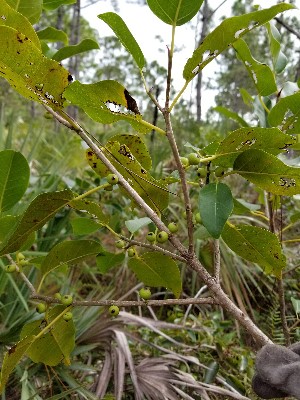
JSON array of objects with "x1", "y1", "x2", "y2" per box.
[
  {"x1": 146, "y1": 230, "x2": 169, "y2": 243},
  {"x1": 35, "y1": 293, "x2": 74, "y2": 322},
  {"x1": 5, "y1": 253, "x2": 29, "y2": 273}
]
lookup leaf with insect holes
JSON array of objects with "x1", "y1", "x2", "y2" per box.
[
  {"x1": 63, "y1": 80, "x2": 150, "y2": 133},
  {"x1": 233, "y1": 149, "x2": 300, "y2": 195},
  {"x1": 222, "y1": 223, "x2": 286, "y2": 278},
  {"x1": 0, "y1": 26, "x2": 72, "y2": 109},
  {"x1": 128, "y1": 252, "x2": 182, "y2": 298},
  {"x1": 183, "y1": 3, "x2": 295, "y2": 82},
  {"x1": 86, "y1": 143, "x2": 169, "y2": 212},
  {"x1": 98, "y1": 12, "x2": 145, "y2": 69},
  {"x1": 268, "y1": 91, "x2": 300, "y2": 135}
]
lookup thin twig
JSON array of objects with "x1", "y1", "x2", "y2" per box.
[
  {"x1": 213, "y1": 239, "x2": 221, "y2": 284},
  {"x1": 5, "y1": 254, "x2": 36, "y2": 294},
  {"x1": 277, "y1": 277, "x2": 291, "y2": 346}
]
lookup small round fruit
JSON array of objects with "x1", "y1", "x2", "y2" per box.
[
  {"x1": 18, "y1": 259, "x2": 29, "y2": 266},
  {"x1": 180, "y1": 157, "x2": 189, "y2": 167},
  {"x1": 197, "y1": 167, "x2": 207, "y2": 178},
  {"x1": 16, "y1": 252, "x2": 26, "y2": 262},
  {"x1": 106, "y1": 173, "x2": 119, "y2": 185},
  {"x1": 61, "y1": 294, "x2": 73, "y2": 306},
  {"x1": 187, "y1": 153, "x2": 200, "y2": 166},
  {"x1": 5, "y1": 264, "x2": 16, "y2": 273},
  {"x1": 146, "y1": 232, "x2": 156, "y2": 242},
  {"x1": 156, "y1": 231, "x2": 169, "y2": 243},
  {"x1": 168, "y1": 222, "x2": 178, "y2": 233},
  {"x1": 54, "y1": 293, "x2": 62, "y2": 301},
  {"x1": 195, "y1": 212, "x2": 202, "y2": 224},
  {"x1": 115, "y1": 239, "x2": 125, "y2": 249},
  {"x1": 214, "y1": 166, "x2": 225, "y2": 177},
  {"x1": 127, "y1": 247, "x2": 136, "y2": 257},
  {"x1": 63, "y1": 311, "x2": 73, "y2": 322},
  {"x1": 104, "y1": 184, "x2": 113, "y2": 191},
  {"x1": 109, "y1": 305, "x2": 120, "y2": 316},
  {"x1": 139, "y1": 288, "x2": 151, "y2": 300},
  {"x1": 36, "y1": 303, "x2": 46, "y2": 313}
]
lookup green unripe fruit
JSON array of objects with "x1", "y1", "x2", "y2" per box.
[
  {"x1": 106, "y1": 173, "x2": 119, "y2": 185},
  {"x1": 16, "y1": 252, "x2": 26, "y2": 262},
  {"x1": 18, "y1": 259, "x2": 29, "y2": 266},
  {"x1": 54, "y1": 293, "x2": 62, "y2": 301},
  {"x1": 197, "y1": 167, "x2": 207, "y2": 178},
  {"x1": 115, "y1": 239, "x2": 125, "y2": 249},
  {"x1": 36, "y1": 303, "x2": 47, "y2": 313},
  {"x1": 127, "y1": 247, "x2": 136, "y2": 257},
  {"x1": 43, "y1": 111, "x2": 53, "y2": 119},
  {"x1": 104, "y1": 184, "x2": 113, "y2": 191},
  {"x1": 5, "y1": 264, "x2": 17, "y2": 273},
  {"x1": 63, "y1": 311, "x2": 73, "y2": 322},
  {"x1": 146, "y1": 232, "x2": 156, "y2": 242},
  {"x1": 187, "y1": 153, "x2": 200, "y2": 166},
  {"x1": 168, "y1": 222, "x2": 178, "y2": 233},
  {"x1": 139, "y1": 287, "x2": 152, "y2": 300},
  {"x1": 214, "y1": 166, "x2": 225, "y2": 177},
  {"x1": 156, "y1": 231, "x2": 169, "y2": 243},
  {"x1": 180, "y1": 157, "x2": 189, "y2": 167},
  {"x1": 61, "y1": 294, "x2": 73, "y2": 306},
  {"x1": 195, "y1": 212, "x2": 202, "y2": 224},
  {"x1": 109, "y1": 305, "x2": 119, "y2": 316}
]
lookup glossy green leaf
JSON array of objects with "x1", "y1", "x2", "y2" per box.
[
  {"x1": 109, "y1": 134, "x2": 152, "y2": 170},
  {"x1": 291, "y1": 297, "x2": 300, "y2": 316},
  {"x1": 5, "y1": 0, "x2": 42, "y2": 24},
  {"x1": 37, "y1": 27, "x2": 68, "y2": 45},
  {"x1": 232, "y1": 198, "x2": 260, "y2": 215},
  {"x1": 0, "y1": 189, "x2": 75, "y2": 255},
  {"x1": 71, "y1": 218, "x2": 102, "y2": 235},
  {"x1": 239, "y1": 88, "x2": 253, "y2": 106},
  {"x1": 0, "y1": 150, "x2": 30, "y2": 213},
  {"x1": 20, "y1": 306, "x2": 75, "y2": 366},
  {"x1": 0, "y1": 0, "x2": 40, "y2": 48},
  {"x1": 233, "y1": 149, "x2": 300, "y2": 196},
  {"x1": 41, "y1": 239, "x2": 103, "y2": 276},
  {"x1": 52, "y1": 39, "x2": 99, "y2": 62},
  {"x1": 98, "y1": 12, "x2": 145, "y2": 69},
  {"x1": 125, "y1": 217, "x2": 152, "y2": 233},
  {"x1": 214, "y1": 106, "x2": 249, "y2": 127},
  {"x1": 147, "y1": 0, "x2": 204, "y2": 26},
  {"x1": 253, "y1": 95, "x2": 272, "y2": 128},
  {"x1": 43, "y1": 0, "x2": 76, "y2": 10},
  {"x1": 0, "y1": 335, "x2": 35, "y2": 391},
  {"x1": 266, "y1": 21, "x2": 287, "y2": 74},
  {"x1": 183, "y1": 3, "x2": 294, "y2": 82},
  {"x1": 233, "y1": 38, "x2": 277, "y2": 96},
  {"x1": 86, "y1": 143, "x2": 169, "y2": 213},
  {"x1": 215, "y1": 127, "x2": 296, "y2": 167},
  {"x1": 128, "y1": 252, "x2": 182, "y2": 298},
  {"x1": 96, "y1": 251, "x2": 125, "y2": 274},
  {"x1": 268, "y1": 91, "x2": 300, "y2": 135},
  {"x1": 64, "y1": 80, "x2": 150, "y2": 133},
  {"x1": 0, "y1": 26, "x2": 71, "y2": 109},
  {"x1": 204, "y1": 361, "x2": 219, "y2": 384},
  {"x1": 69, "y1": 198, "x2": 109, "y2": 224},
  {"x1": 222, "y1": 223, "x2": 286, "y2": 277},
  {"x1": 199, "y1": 183, "x2": 233, "y2": 239}
]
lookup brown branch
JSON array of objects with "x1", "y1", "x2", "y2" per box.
[{"x1": 275, "y1": 17, "x2": 300, "y2": 40}]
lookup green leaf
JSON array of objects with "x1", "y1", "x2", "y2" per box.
[
  {"x1": 37, "y1": 27, "x2": 68, "y2": 45},
  {"x1": 232, "y1": 198, "x2": 260, "y2": 215},
  {"x1": 266, "y1": 21, "x2": 287, "y2": 74},
  {"x1": 128, "y1": 252, "x2": 182, "y2": 298},
  {"x1": 233, "y1": 149, "x2": 300, "y2": 196},
  {"x1": 268, "y1": 91, "x2": 300, "y2": 135},
  {"x1": 0, "y1": 335, "x2": 35, "y2": 391},
  {"x1": 222, "y1": 223, "x2": 286, "y2": 278},
  {"x1": 41, "y1": 239, "x2": 103, "y2": 277},
  {"x1": 52, "y1": 39, "x2": 99, "y2": 62},
  {"x1": 43, "y1": 0, "x2": 76, "y2": 10},
  {"x1": 0, "y1": 0, "x2": 40, "y2": 48},
  {"x1": 98, "y1": 12, "x2": 145, "y2": 69},
  {"x1": 125, "y1": 217, "x2": 152, "y2": 233},
  {"x1": 233, "y1": 38, "x2": 277, "y2": 96},
  {"x1": 86, "y1": 143, "x2": 169, "y2": 213},
  {"x1": 0, "y1": 26, "x2": 71, "y2": 110},
  {"x1": 0, "y1": 150, "x2": 30, "y2": 212},
  {"x1": 96, "y1": 251, "x2": 125, "y2": 274},
  {"x1": 183, "y1": 3, "x2": 295, "y2": 82},
  {"x1": 291, "y1": 297, "x2": 300, "y2": 316},
  {"x1": 0, "y1": 189, "x2": 75, "y2": 255},
  {"x1": 215, "y1": 127, "x2": 296, "y2": 167},
  {"x1": 20, "y1": 305, "x2": 75, "y2": 366},
  {"x1": 199, "y1": 183, "x2": 233, "y2": 239},
  {"x1": 214, "y1": 106, "x2": 249, "y2": 127},
  {"x1": 147, "y1": 0, "x2": 204, "y2": 26},
  {"x1": 5, "y1": 0, "x2": 42, "y2": 24},
  {"x1": 69, "y1": 198, "x2": 109, "y2": 225},
  {"x1": 71, "y1": 218, "x2": 102, "y2": 235}
]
